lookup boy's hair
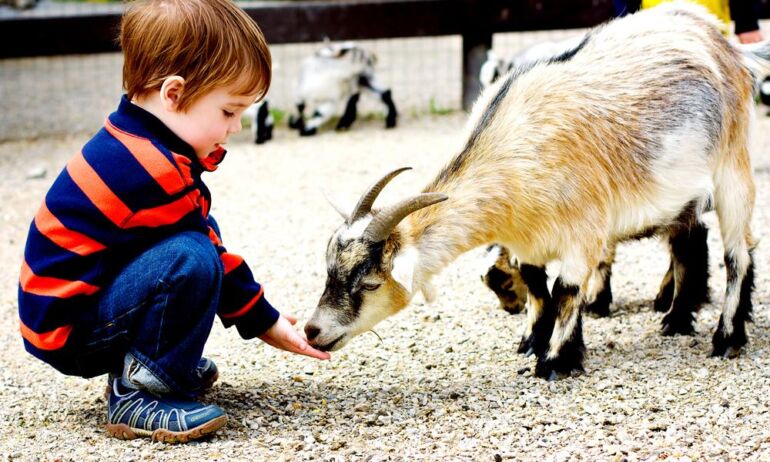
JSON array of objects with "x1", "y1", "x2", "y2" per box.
[{"x1": 120, "y1": 0, "x2": 271, "y2": 111}]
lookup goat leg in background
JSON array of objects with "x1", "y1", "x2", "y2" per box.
[
  {"x1": 336, "y1": 93, "x2": 360, "y2": 130},
  {"x1": 359, "y1": 74, "x2": 397, "y2": 128},
  {"x1": 300, "y1": 101, "x2": 337, "y2": 136},
  {"x1": 254, "y1": 100, "x2": 274, "y2": 144},
  {"x1": 288, "y1": 101, "x2": 306, "y2": 131},
  {"x1": 481, "y1": 244, "x2": 527, "y2": 314},
  {"x1": 660, "y1": 221, "x2": 710, "y2": 336}
]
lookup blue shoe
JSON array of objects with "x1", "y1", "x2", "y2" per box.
[
  {"x1": 196, "y1": 357, "x2": 219, "y2": 391},
  {"x1": 105, "y1": 357, "x2": 219, "y2": 398},
  {"x1": 106, "y1": 379, "x2": 227, "y2": 443}
]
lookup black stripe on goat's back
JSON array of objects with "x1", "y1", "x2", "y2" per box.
[
  {"x1": 548, "y1": 32, "x2": 591, "y2": 64},
  {"x1": 430, "y1": 74, "x2": 515, "y2": 187}
]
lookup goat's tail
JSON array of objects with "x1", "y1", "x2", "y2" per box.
[{"x1": 739, "y1": 41, "x2": 770, "y2": 78}]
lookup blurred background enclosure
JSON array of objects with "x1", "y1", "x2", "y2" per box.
[{"x1": 1, "y1": 0, "x2": 769, "y2": 141}]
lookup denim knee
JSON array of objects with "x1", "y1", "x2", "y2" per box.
[{"x1": 159, "y1": 231, "x2": 223, "y2": 301}]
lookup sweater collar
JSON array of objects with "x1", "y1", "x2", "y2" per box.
[{"x1": 108, "y1": 95, "x2": 227, "y2": 172}]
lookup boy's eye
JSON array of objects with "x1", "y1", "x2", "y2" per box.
[{"x1": 223, "y1": 110, "x2": 235, "y2": 118}]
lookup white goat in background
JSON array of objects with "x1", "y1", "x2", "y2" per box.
[
  {"x1": 288, "y1": 41, "x2": 397, "y2": 136},
  {"x1": 479, "y1": 35, "x2": 585, "y2": 89},
  {"x1": 305, "y1": 3, "x2": 768, "y2": 380}
]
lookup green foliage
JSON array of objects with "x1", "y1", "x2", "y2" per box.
[
  {"x1": 428, "y1": 97, "x2": 454, "y2": 116},
  {"x1": 269, "y1": 107, "x2": 286, "y2": 126}
]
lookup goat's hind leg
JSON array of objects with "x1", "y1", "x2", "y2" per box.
[
  {"x1": 360, "y1": 74, "x2": 397, "y2": 128},
  {"x1": 712, "y1": 152, "x2": 756, "y2": 357},
  {"x1": 661, "y1": 221, "x2": 710, "y2": 336}
]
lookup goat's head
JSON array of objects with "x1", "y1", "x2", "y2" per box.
[{"x1": 305, "y1": 168, "x2": 447, "y2": 351}]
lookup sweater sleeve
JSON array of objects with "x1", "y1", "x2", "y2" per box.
[{"x1": 206, "y1": 217, "x2": 280, "y2": 339}]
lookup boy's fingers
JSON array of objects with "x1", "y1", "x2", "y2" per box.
[
  {"x1": 289, "y1": 332, "x2": 330, "y2": 360},
  {"x1": 284, "y1": 314, "x2": 298, "y2": 325}
]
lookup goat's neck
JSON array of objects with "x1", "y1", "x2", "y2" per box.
[{"x1": 398, "y1": 196, "x2": 493, "y2": 287}]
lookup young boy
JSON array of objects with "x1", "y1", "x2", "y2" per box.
[{"x1": 18, "y1": 0, "x2": 329, "y2": 443}]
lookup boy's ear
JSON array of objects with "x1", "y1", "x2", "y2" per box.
[{"x1": 159, "y1": 76, "x2": 186, "y2": 112}]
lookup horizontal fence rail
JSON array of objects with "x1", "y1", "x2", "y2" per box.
[{"x1": 2, "y1": 0, "x2": 770, "y2": 108}]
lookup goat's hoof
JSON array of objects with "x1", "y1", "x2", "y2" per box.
[
  {"x1": 516, "y1": 336, "x2": 534, "y2": 356},
  {"x1": 711, "y1": 328, "x2": 746, "y2": 358},
  {"x1": 584, "y1": 299, "x2": 610, "y2": 318},
  {"x1": 299, "y1": 128, "x2": 317, "y2": 137},
  {"x1": 385, "y1": 118, "x2": 397, "y2": 129},
  {"x1": 661, "y1": 314, "x2": 695, "y2": 336},
  {"x1": 534, "y1": 357, "x2": 584, "y2": 380},
  {"x1": 711, "y1": 346, "x2": 742, "y2": 358},
  {"x1": 288, "y1": 116, "x2": 303, "y2": 130}
]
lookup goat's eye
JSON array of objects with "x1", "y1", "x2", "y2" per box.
[{"x1": 361, "y1": 282, "x2": 381, "y2": 291}]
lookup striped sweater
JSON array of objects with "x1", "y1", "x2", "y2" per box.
[{"x1": 19, "y1": 96, "x2": 279, "y2": 371}]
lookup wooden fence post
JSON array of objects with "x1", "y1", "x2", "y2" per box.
[{"x1": 462, "y1": 30, "x2": 493, "y2": 111}]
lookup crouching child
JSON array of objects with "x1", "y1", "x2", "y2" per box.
[{"x1": 17, "y1": 0, "x2": 329, "y2": 443}]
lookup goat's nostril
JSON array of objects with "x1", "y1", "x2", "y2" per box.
[{"x1": 305, "y1": 325, "x2": 321, "y2": 341}]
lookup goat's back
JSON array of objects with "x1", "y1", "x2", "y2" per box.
[{"x1": 428, "y1": 2, "x2": 755, "y2": 261}]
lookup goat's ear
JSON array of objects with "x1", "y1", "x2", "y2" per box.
[{"x1": 391, "y1": 246, "x2": 418, "y2": 294}]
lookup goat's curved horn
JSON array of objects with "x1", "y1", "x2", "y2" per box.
[
  {"x1": 350, "y1": 167, "x2": 412, "y2": 223},
  {"x1": 364, "y1": 192, "x2": 448, "y2": 242}
]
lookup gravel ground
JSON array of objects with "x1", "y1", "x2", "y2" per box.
[{"x1": 1, "y1": 111, "x2": 770, "y2": 461}]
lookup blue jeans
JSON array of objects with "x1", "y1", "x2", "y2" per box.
[{"x1": 73, "y1": 230, "x2": 223, "y2": 397}]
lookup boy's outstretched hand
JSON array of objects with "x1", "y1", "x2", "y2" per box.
[{"x1": 259, "y1": 314, "x2": 331, "y2": 360}]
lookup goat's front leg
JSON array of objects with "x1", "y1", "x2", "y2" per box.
[
  {"x1": 301, "y1": 101, "x2": 336, "y2": 136},
  {"x1": 534, "y1": 257, "x2": 590, "y2": 380},
  {"x1": 336, "y1": 93, "x2": 360, "y2": 130},
  {"x1": 517, "y1": 264, "x2": 554, "y2": 356}
]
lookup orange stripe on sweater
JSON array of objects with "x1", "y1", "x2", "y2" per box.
[
  {"x1": 122, "y1": 189, "x2": 200, "y2": 228},
  {"x1": 19, "y1": 319, "x2": 72, "y2": 351},
  {"x1": 34, "y1": 202, "x2": 106, "y2": 256},
  {"x1": 67, "y1": 151, "x2": 133, "y2": 227},
  {"x1": 208, "y1": 227, "x2": 222, "y2": 246},
  {"x1": 221, "y1": 253, "x2": 244, "y2": 274},
  {"x1": 220, "y1": 287, "x2": 264, "y2": 320},
  {"x1": 20, "y1": 260, "x2": 100, "y2": 298},
  {"x1": 105, "y1": 121, "x2": 188, "y2": 195}
]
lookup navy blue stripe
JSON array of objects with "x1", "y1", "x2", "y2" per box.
[
  {"x1": 24, "y1": 224, "x2": 104, "y2": 284},
  {"x1": 83, "y1": 130, "x2": 178, "y2": 212},
  {"x1": 46, "y1": 171, "x2": 132, "y2": 244},
  {"x1": 19, "y1": 287, "x2": 95, "y2": 331}
]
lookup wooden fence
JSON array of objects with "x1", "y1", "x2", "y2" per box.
[{"x1": 2, "y1": 0, "x2": 769, "y2": 108}]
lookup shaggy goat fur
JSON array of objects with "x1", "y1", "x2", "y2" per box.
[{"x1": 306, "y1": 3, "x2": 766, "y2": 379}]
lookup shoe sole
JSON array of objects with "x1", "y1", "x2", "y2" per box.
[{"x1": 106, "y1": 414, "x2": 227, "y2": 443}]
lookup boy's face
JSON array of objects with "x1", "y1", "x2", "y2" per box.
[{"x1": 166, "y1": 84, "x2": 258, "y2": 160}]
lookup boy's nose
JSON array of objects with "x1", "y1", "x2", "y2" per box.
[{"x1": 230, "y1": 118, "x2": 242, "y2": 134}]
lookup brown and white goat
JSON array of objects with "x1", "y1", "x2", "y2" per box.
[{"x1": 305, "y1": 3, "x2": 768, "y2": 379}]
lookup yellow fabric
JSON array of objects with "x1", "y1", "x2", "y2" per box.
[{"x1": 642, "y1": 0, "x2": 731, "y2": 32}]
